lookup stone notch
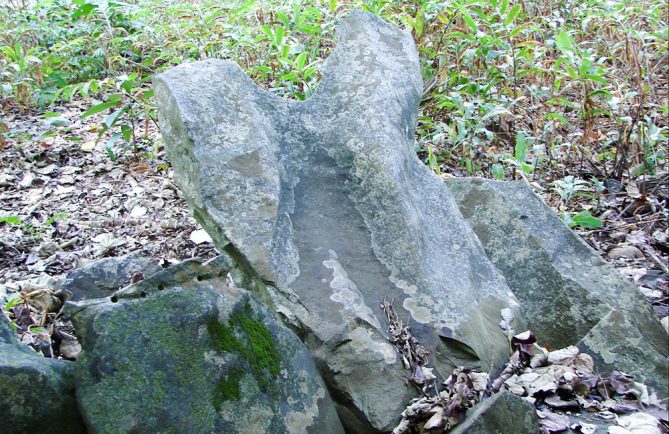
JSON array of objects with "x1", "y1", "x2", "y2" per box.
[{"x1": 154, "y1": 11, "x2": 521, "y2": 432}]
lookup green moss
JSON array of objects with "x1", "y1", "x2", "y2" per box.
[
  {"x1": 230, "y1": 301, "x2": 281, "y2": 382},
  {"x1": 209, "y1": 299, "x2": 282, "y2": 405},
  {"x1": 213, "y1": 368, "x2": 243, "y2": 410},
  {"x1": 208, "y1": 319, "x2": 242, "y2": 353}
]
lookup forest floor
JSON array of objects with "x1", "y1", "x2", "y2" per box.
[{"x1": 1, "y1": 95, "x2": 666, "y2": 324}]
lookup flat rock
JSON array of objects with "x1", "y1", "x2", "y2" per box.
[
  {"x1": 0, "y1": 313, "x2": 85, "y2": 434},
  {"x1": 155, "y1": 12, "x2": 520, "y2": 432},
  {"x1": 67, "y1": 255, "x2": 343, "y2": 434},
  {"x1": 59, "y1": 254, "x2": 161, "y2": 301},
  {"x1": 446, "y1": 178, "x2": 668, "y2": 397},
  {"x1": 450, "y1": 391, "x2": 540, "y2": 434}
]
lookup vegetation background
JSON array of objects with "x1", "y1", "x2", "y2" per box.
[{"x1": 1, "y1": 0, "x2": 667, "y2": 305}]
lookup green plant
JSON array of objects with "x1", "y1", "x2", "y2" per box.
[
  {"x1": 0, "y1": 213, "x2": 68, "y2": 239},
  {"x1": 82, "y1": 73, "x2": 156, "y2": 160},
  {"x1": 552, "y1": 176, "x2": 590, "y2": 204},
  {"x1": 562, "y1": 210, "x2": 603, "y2": 229},
  {"x1": 0, "y1": 42, "x2": 44, "y2": 107}
]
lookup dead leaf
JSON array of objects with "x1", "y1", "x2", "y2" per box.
[
  {"x1": 80, "y1": 140, "x2": 96, "y2": 152},
  {"x1": 190, "y1": 229, "x2": 213, "y2": 244},
  {"x1": 608, "y1": 412, "x2": 661, "y2": 434},
  {"x1": 537, "y1": 410, "x2": 570, "y2": 433},
  {"x1": 547, "y1": 345, "x2": 579, "y2": 364}
]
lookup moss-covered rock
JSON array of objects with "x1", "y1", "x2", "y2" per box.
[
  {"x1": 0, "y1": 315, "x2": 86, "y2": 434},
  {"x1": 69, "y1": 255, "x2": 344, "y2": 434}
]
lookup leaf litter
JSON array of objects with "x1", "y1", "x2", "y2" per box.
[
  {"x1": 1, "y1": 100, "x2": 217, "y2": 360},
  {"x1": 384, "y1": 301, "x2": 668, "y2": 434}
]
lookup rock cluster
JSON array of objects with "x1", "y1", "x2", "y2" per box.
[
  {"x1": 154, "y1": 10, "x2": 667, "y2": 432},
  {"x1": 1, "y1": 11, "x2": 666, "y2": 434}
]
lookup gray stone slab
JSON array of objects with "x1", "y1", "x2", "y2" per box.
[
  {"x1": 450, "y1": 391, "x2": 540, "y2": 434},
  {"x1": 59, "y1": 254, "x2": 162, "y2": 301},
  {"x1": 154, "y1": 12, "x2": 520, "y2": 432},
  {"x1": 446, "y1": 177, "x2": 668, "y2": 397}
]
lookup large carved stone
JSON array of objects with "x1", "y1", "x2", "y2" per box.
[
  {"x1": 155, "y1": 12, "x2": 520, "y2": 431},
  {"x1": 154, "y1": 11, "x2": 667, "y2": 431}
]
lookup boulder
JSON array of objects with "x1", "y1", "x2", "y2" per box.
[
  {"x1": 67, "y1": 254, "x2": 344, "y2": 434},
  {"x1": 154, "y1": 12, "x2": 520, "y2": 432},
  {"x1": 0, "y1": 313, "x2": 85, "y2": 434},
  {"x1": 59, "y1": 254, "x2": 161, "y2": 301},
  {"x1": 450, "y1": 391, "x2": 539, "y2": 434},
  {"x1": 446, "y1": 178, "x2": 668, "y2": 396}
]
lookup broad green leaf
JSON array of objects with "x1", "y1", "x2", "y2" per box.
[
  {"x1": 296, "y1": 23, "x2": 320, "y2": 35},
  {"x1": 3, "y1": 293, "x2": 24, "y2": 310},
  {"x1": 104, "y1": 107, "x2": 126, "y2": 129},
  {"x1": 570, "y1": 211, "x2": 603, "y2": 228},
  {"x1": 499, "y1": 0, "x2": 509, "y2": 15},
  {"x1": 120, "y1": 124, "x2": 133, "y2": 142},
  {"x1": 274, "y1": 26, "x2": 285, "y2": 47},
  {"x1": 459, "y1": 7, "x2": 478, "y2": 33},
  {"x1": 295, "y1": 52, "x2": 307, "y2": 71},
  {"x1": 72, "y1": 3, "x2": 97, "y2": 19},
  {"x1": 544, "y1": 112, "x2": 568, "y2": 124},
  {"x1": 81, "y1": 100, "x2": 121, "y2": 118},
  {"x1": 583, "y1": 74, "x2": 608, "y2": 85},
  {"x1": 491, "y1": 163, "x2": 505, "y2": 180},
  {"x1": 520, "y1": 162, "x2": 534, "y2": 173},
  {"x1": 0, "y1": 215, "x2": 22, "y2": 226},
  {"x1": 43, "y1": 212, "x2": 67, "y2": 226},
  {"x1": 588, "y1": 89, "x2": 611, "y2": 98},
  {"x1": 514, "y1": 131, "x2": 528, "y2": 162},
  {"x1": 447, "y1": 31, "x2": 475, "y2": 41},
  {"x1": 413, "y1": 11, "x2": 424, "y2": 37},
  {"x1": 555, "y1": 30, "x2": 575, "y2": 54},
  {"x1": 504, "y1": 5, "x2": 521, "y2": 26}
]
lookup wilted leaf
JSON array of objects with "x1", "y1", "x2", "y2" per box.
[
  {"x1": 544, "y1": 394, "x2": 579, "y2": 410},
  {"x1": 190, "y1": 229, "x2": 213, "y2": 244},
  {"x1": 80, "y1": 140, "x2": 96, "y2": 152},
  {"x1": 609, "y1": 371, "x2": 634, "y2": 395},
  {"x1": 608, "y1": 412, "x2": 661, "y2": 434},
  {"x1": 92, "y1": 233, "x2": 126, "y2": 255},
  {"x1": 547, "y1": 345, "x2": 579, "y2": 364},
  {"x1": 537, "y1": 410, "x2": 570, "y2": 433},
  {"x1": 423, "y1": 411, "x2": 444, "y2": 430},
  {"x1": 499, "y1": 307, "x2": 515, "y2": 336}
]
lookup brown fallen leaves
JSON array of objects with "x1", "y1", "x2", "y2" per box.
[
  {"x1": 1, "y1": 286, "x2": 81, "y2": 360},
  {"x1": 383, "y1": 302, "x2": 668, "y2": 434}
]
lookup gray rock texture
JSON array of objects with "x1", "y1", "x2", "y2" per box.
[
  {"x1": 450, "y1": 391, "x2": 540, "y2": 434},
  {"x1": 59, "y1": 254, "x2": 161, "y2": 301},
  {"x1": 446, "y1": 178, "x2": 668, "y2": 397},
  {"x1": 0, "y1": 313, "x2": 85, "y2": 434},
  {"x1": 154, "y1": 12, "x2": 520, "y2": 432},
  {"x1": 67, "y1": 254, "x2": 343, "y2": 434}
]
